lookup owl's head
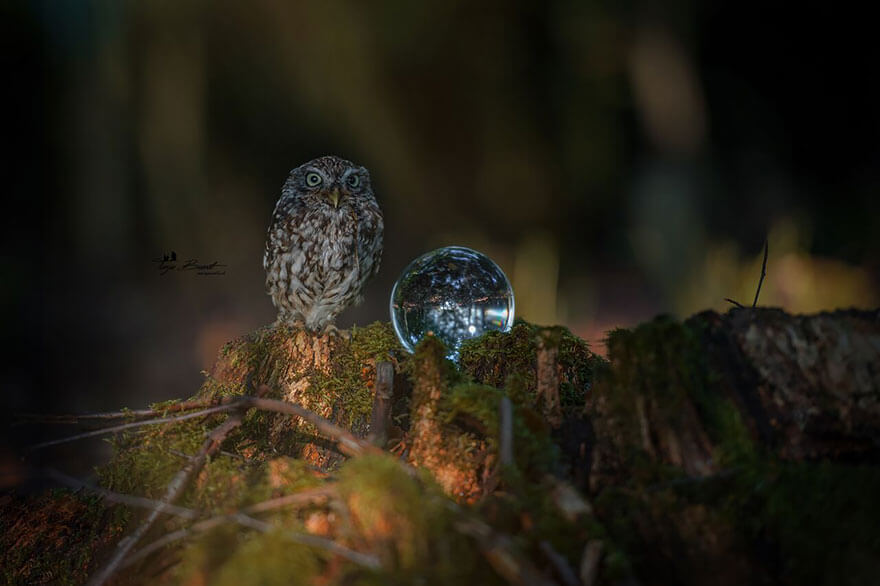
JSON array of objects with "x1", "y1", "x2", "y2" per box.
[{"x1": 283, "y1": 155, "x2": 372, "y2": 209}]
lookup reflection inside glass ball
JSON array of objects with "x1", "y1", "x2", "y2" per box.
[{"x1": 390, "y1": 246, "x2": 515, "y2": 358}]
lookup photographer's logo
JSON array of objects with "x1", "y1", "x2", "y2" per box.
[{"x1": 152, "y1": 251, "x2": 227, "y2": 276}]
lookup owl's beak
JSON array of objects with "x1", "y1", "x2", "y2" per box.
[{"x1": 328, "y1": 188, "x2": 341, "y2": 208}]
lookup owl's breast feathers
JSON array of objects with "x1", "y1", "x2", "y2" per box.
[{"x1": 264, "y1": 195, "x2": 383, "y2": 329}]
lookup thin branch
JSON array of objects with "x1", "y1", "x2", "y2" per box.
[
  {"x1": 122, "y1": 525, "x2": 198, "y2": 569},
  {"x1": 241, "y1": 392, "x2": 380, "y2": 457},
  {"x1": 579, "y1": 540, "x2": 604, "y2": 586},
  {"x1": 43, "y1": 468, "x2": 199, "y2": 520},
  {"x1": 52, "y1": 388, "x2": 376, "y2": 584},
  {"x1": 27, "y1": 405, "x2": 237, "y2": 452},
  {"x1": 539, "y1": 540, "x2": 580, "y2": 586},
  {"x1": 22, "y1": 386, "x2": 382, "y2": 584},
  {"x1": 724, "y1": 238, "x2": 769, "y2": 310},
  {"x1": 454, "y1": 516, "x2": 557, "y2": 586},
  {"x1": 244, "y1": 485, "x2": 335, "y2": 514},
  {"x1": 229, "y1": 513, "x2": 381, "y2": 569},
  {"x1": 86, "y1": 408, "x2": 247, "y2": 586},
  {"x1": 15, "y1": 399, "x2": 230, "y2": 425},
  {"x1": 25, "y1": 391, "x2": 378, "y2": 458},
  {"x1": 752, "y1": 238, "x2": 769, "y2": 308},
  {"x1": 121, "y1": 508, "x2": 378, "y2": 571},
  {"x1": 165, "y1": 449, "x2": 196, "y2": 462},
  {"x1": 46, "y1": 468, "x2": 347, "y2": 571}
]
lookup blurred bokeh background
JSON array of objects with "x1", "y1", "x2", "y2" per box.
[{"x1": 3, "y1": 0, "x2": 878, "y2": 435}]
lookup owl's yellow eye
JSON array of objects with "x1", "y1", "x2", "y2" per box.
[
  {"x1": 305, "y1": 172, "x2": 322, "y2": 187},
  {"x1": 347, "y1": 175, "x2": 360, "y2": 188}
]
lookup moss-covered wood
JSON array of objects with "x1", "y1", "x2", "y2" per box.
[
  {"x1": 589, "y1": 308, "x2": 880, "y2": 586},
  {"x1": 3, "y1": 309, "x2": 879, "y2": 585}
]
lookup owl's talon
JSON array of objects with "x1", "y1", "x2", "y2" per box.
[
  {"x1": 321, "y1": 324, "x2": 350, "y2": 340},
  {"x1": 275, "y1": 316, "x2": 306, "y2": 330}
]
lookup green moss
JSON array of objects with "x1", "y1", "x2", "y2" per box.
[
  {"x1": 350, "y1": 321, "x2": 403, "y2": 362},
  {"x1": 305, "y1": 323, "x2": 402, "y2": 431},
  {"x1": 339, "y1": 455, "x2": 437, "y2": 569},
  {"x1": 98, "y1": 416, "x2": 326, "y2": 514},
  {"x1": 604, "y1": 318, "x2": 698, "y2": 427},
  {"x1": 99, "y1": 323, "x2": 403, "y2": 501},
  {"x1": 240, "y1": 457, "x2": 323, "y2": 506},
  {"x1": 98, "y1": 422, "x2": 213, "y2": 500},
  {"x1": 597, "y1": 315, "x2": 880, "y2": 585},
  {"x1": 196, "y1": 378, "x2": 251, "y2": 400},
  {"x1": 214, "y1": 325, "x2": 297, "y2": 393},
  {"x1": 459, "y1": 322, "x2": 599, "y2": 410},
  {"x1": 336, "y1": 454, "x2": 501, "y2": 585},
  {"x1": 459, "y1": 322, "x2": 540, "y2": 389},
  {"x1": 406, "y1": 334, "x2": 459, "y2": 384},
  {"x1": 600, "y1": 316, "x2": 758, "y2": 481},
  {"x1": 442, "y1": 383, "x2": 559, "y2": 478},
  {"x1": 712, "y1": 458, "x2": 880, "y2": 586},
  {"x1": 180, "y1": 529, "x2": 321, "y2": 586},
  {"x1": 556, "y1": 328, "x2": 602, "y2": 407}
]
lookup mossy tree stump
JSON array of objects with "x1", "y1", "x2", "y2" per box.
[
  {"x1": 589, "y1": 308, "x2": 880, "y2": 586},
  {"x1": 3, "y1": 309, "x2": 880, "y2": 585},
  {"x1": 205, "y1": 322, "x2": 405, "y2": 469}
]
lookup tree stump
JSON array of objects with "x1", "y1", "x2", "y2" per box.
[
  {"x1": 205, "y1": 322, "x2": 403, "y2": 469},
  {"x1": 3, "y1": 309, "x2": 879, "y2": 585}
]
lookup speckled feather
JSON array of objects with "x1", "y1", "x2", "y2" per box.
[{"x1": 263, "y1": 156, "x2": 383, "y2": 330}]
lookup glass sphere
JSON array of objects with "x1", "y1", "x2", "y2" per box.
[{"x1": 390, "y1": 246, "x2": 515, "y2": 357}]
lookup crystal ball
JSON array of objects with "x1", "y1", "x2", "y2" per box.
[{"x1": 390, "y1": 246, "x2": 515, "y2": 357}]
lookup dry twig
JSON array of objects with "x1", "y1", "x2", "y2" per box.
[
  {"x1": 15, "y1": 399, "x2": 231, "y2": 426},
  {"x1": 120, "y1": 486, "x2": 374, "y2": 571},
  {"x1": 86, "y1": 408, "x2": 248, "y2": 586},
  {"x1": 724, "y1": 238, "x2": 769, "y2": 309},
  {"x1": 752, "y1": 238, "x2": 769, "y2": 307},
  {"x1": 579, "y1": 540, "x2": 604, "y2": 586},
  {"x1": 454, "y1": 517, "x2": 557, "y2": 586},
  {"x1": 45, "y1": 468, "x2": 355, "y2": 571},
  {"x1": 27, "y1": 405, "x2": 238, "y2": 452},
  {"x1": 31, "y1": 388, "x2": 379, "y2": 584},
  {"x1": 25, "y1": 391, "x2": 379, "y2": 458},
  {"x1": 123, "y1": 510, "x2": 378, "y2": 571},
  {"x1": 539, "y1": 540, "x2": 580, "y2": 586},
  {"x1": 44, "y1": 469, "x2": 199, "y2": 520},
  {"x1": 241, "y1": 392, "x2": 379, "y2": 457}
]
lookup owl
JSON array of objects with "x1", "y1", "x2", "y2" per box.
[{"x1": 263, "y1": 155, "x2": 384, "y2": 332}]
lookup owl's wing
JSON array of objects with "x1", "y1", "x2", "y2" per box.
[
  {"x1": 262, "y1": 205, "x2": 286, "y2": 275},
  {"x1": 356, "y1": 203, "x2": 384, "y2": 287},
  {"x1": 263, "y1": 199, "x2": 302, "y2": 293}
]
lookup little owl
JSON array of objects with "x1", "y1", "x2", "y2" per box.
[{"x1": 264, "y1": 155, "x2": 383, "y2": 332}]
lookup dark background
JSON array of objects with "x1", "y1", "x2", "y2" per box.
[{"x1": 2, "y1": 1, "x2": 878, "y2": 474}]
